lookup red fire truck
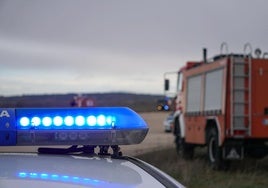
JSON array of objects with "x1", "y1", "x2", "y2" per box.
[{"x1": 165, "y1": 43, "x2": 268, "y2": 169}]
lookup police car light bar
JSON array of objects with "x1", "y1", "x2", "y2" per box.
[{"x1": 0, "y1": 107, "x2": 148, "y2": 146}]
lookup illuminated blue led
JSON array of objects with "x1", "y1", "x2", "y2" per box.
[
  {"x1": 87, "y1": 115, "x2": 96, "y2": 126},
  {"x1": 106, "y1": 116, "x2": 115, "y2": 126},
  {"x1": 51, "y1": 174, "x2": 59, "y2": 179},
  {"x1": 73, "y1": 177, "x2": 80, "y2": 181},
  {"x1": 42, "y1": 117, "x2": 52, "y2": 127},
  {"x1": 62, "y1": 175, "x2": 69, "y2": 180},
  {"x1": 20, "y1": 117, "x2": 30, "y2": 127},
  {"x1": 29, "y1": 172, "x2": 38, "y2": 178},
  {"x1": 97, "y1": 115, "x2": 105, "y2": 126},
  {"x1": 75, "y1": 115, "x2": 85, "y2": 126},
  {"x1": 31, "y1": 117, "x2": 41, "y2": 126},
  {"x1": 64, "y1": 116, "x2": 74, "y2": 126},
  {"x1": 18, "y1": 172, "x2": 27, "y2": 178},
  {"x1": 40, "y1": 173, "x2": 49, "y2": 179},
  {"x1": 164, "y1": 105, "x2": 169, "y2": 110},
  {"x1": 53, "y1": 116, "x2": 63, "y2": 126}
]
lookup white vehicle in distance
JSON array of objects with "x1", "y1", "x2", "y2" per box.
[
  {"x1": 0, "y1": 107, "x2": 184, "y2": 188},
  {"x1": 163, "y1": 112, "x2": 174, "y2": 132}
]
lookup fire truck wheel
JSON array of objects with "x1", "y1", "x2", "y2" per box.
[
  {"x1": 207, "y1": 128, "x2": 223, "y2": 170},
  {"x1": 175, "y1": 136, "x2": 194, "y2": 159},
  {"x1": 174, "y1": 117, "x2": 194, "y2": 159}
]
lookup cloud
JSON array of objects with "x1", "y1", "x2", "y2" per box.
[{"x1": 0, "y1": 36, "x2": 182, "y2": 96}]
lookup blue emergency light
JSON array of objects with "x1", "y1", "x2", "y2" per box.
[{"x1": 0, "y1": 107, "x2": 148, "y2": 146}]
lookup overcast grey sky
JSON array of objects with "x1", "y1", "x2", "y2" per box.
[{"x1": 0, "y1": 0, "x2": 268, "y2": 96}]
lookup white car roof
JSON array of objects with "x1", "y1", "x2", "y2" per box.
[{"x1": 0, "y1": 153, "x2": 184, "y2": 188}]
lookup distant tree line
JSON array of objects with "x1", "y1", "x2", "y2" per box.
[{"x1": 0, "y1": 92, "x2": 164, "y2": 112}]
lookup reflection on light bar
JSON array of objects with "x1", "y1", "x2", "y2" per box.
[
  {"x1": 0, "y1": 107, "x2": 148, "y2": 146},
  {"x1": 18, "y1": 171, "x2": 102, "y2": 186}
]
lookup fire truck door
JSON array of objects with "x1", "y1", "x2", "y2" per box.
[{"x1": 251, "y1": 61, "x2": 268, "y2": 137}]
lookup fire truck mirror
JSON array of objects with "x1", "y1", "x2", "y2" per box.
[{"x1": 165, "y1": 79, "x2": 169, "y2": 91}]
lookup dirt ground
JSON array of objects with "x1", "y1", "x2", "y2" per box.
[
  {"x1": 121, "y1": 111, "x2": 175, "y2": 156},
  {"x1": 0, "y1": 112, "x2": 175, "y2": 156}
]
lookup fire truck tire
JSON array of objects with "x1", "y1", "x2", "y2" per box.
[
  {"x1": 175, "y1": 136, "x2": 194, "y2": 159},
  {"x1": 207, "y1": 128, "x2": 224, "y2": 170},
  {"x1": 174, "y1": 117, "x2": 194, "y2": 159},
  {"x1": 176, "y1": 137, "x2": 194, "y2": 159}
]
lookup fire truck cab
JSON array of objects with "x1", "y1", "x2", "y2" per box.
[{"x1": 166, "y1": 43, "x2": 268, "y2": 169}]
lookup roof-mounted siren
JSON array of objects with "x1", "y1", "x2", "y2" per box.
[
  {"x1": 243, "y1": 42, "x2": 252, "y2": 57},
  {"x1": 254, "y1": 48, "x2": 262, "y2": 58},
  {"x1": 220, "y1": 42, "x2": 229, "y2": 56},
  {"x1": 263, "y1": 52, "x2": 268, "y2": 59},
  {"x1": 254, "y1": 47, "x2": 268, "y2": 59}
]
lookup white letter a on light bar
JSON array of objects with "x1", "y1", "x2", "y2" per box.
[{"x1": 0, "y1": 110, "x2": 10, "y2": 118}]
